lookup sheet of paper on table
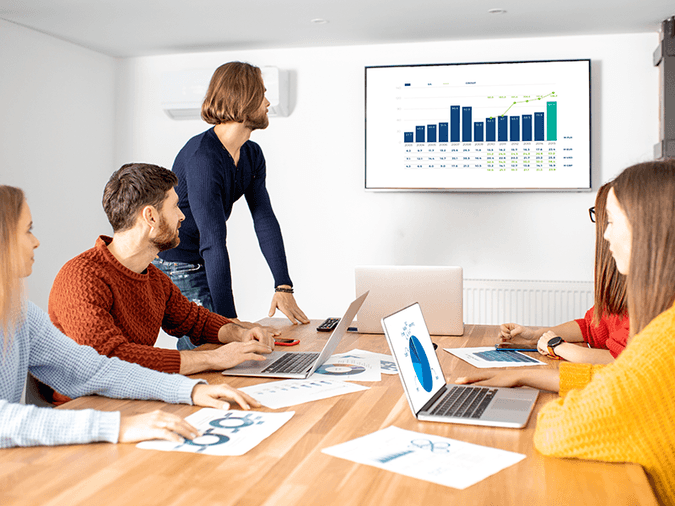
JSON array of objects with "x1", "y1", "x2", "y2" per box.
[
  {"x1": 136, "y1": 409, "x2": 293, "y2": 456},
  {"x1": 322, "y1": 426, "x2": 525, "y2": 490},
  {"x1": 341, "y1": 348, "x2": 399, "y2": 374},
  {"x1": 239, "y1": 378, "x2": 369, "y2": 409},
  {"x1": 444, "y1": 346, "x2": 546, "y2": 368},
  {"x1": 311, "y1": 352, "x2": 381, "y2": 382}
]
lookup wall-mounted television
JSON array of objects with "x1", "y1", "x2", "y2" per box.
[{"x1": 365, "y1": 59, "x2": 591, "y2": 191}]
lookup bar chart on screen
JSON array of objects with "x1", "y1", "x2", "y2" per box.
[{"x1": 366, "y1": 60, "x2": 591, "y2": 191}]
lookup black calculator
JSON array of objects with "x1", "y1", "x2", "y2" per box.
[{"x1": 316, "y1": 317, "x2": 340, "y2": 332}]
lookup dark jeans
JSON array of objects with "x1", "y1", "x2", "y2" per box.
[{"x1": 152, "y1": 257, "x2": 214, "y2": 351}]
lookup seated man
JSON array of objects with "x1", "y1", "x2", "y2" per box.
[{"x1": 49, "y1": 163, "x2": 276, "y2": 401}]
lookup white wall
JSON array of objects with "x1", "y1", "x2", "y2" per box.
[
  {"x1": 0, "y1": 19, "x2": 117, "y2": 310},
  {"x1": 114, "y1": 32, "x2": 658, "y2": 323},
  {"x1": 114, "y1": 33, "x2": 658, "y2": 323}
]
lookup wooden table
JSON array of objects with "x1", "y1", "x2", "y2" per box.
[{"x1": 0, "y1": 320, "x2": 658, "y2": 506}]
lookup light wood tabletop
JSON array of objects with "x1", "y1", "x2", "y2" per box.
[{"x1": 0, "y1": 319, "x2": 659, "y2": 506}]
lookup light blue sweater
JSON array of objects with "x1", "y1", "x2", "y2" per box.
[{"x1": 0, "y1": 302, "x2": 202, "y2": 447}]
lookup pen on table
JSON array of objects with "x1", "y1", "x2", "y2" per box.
[{"x1": 494, "y1": 346, "x2": 538, "y2": 352}]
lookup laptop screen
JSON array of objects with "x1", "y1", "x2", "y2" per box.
[{"x1": 381, "y1": 303, "x2": 446, "y2": 413}]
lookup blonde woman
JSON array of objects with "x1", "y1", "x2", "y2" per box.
[{"x1": 0, "y1": 185, "x2": 259, "y2": 448}]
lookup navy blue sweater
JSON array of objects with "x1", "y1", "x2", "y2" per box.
[{"x1": 159, "y1": 127, "x2": 292, "y2": 317}]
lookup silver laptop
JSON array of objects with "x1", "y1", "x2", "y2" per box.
[
  {"x1": 381, "y1": 303, "x2": 538, "y2": 428},
  {"x1": 222, "y1": 292, "x2": 368, "y2": 379},
  {"x1": 355, "y1": 265, "x2": 464, "y2": 335}
]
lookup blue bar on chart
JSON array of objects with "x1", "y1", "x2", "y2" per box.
[
  {"x1": 474, "y1": 122, "x2": 484, "y2": 142},
  {"x1": 535, "y1": 112, "x2": 545, "y2": 141},
  {"x1": 498, "y1": 116, "x2": 508, "y2": 141},
  {"x1": 450, "y1": 106, "x2": 460, "y2": 142},
  {"x1": 415, "y1": 125, "x2": 425, "y2": 143},
  {"x1": 486, "y1": 117, "x2": 496, "y2": 142},
  {"x1": 427, "y1": 124, "x2": 437, "y2": 143},
  {"x1": 509, "y1": 116, "x2": 520, "y2": 142},
  {"x1": 439, "y1": 122, "x2": 449, "y2": 142},
  {"x1": 462, "y1": 107, "x2": 472, "y2": 142},
  {"x1": 404, "y1": 132, "x2": 414, "y2": 143},
  {"x1": 522, "y1": 115, "x2": 533, "y2": 142}
]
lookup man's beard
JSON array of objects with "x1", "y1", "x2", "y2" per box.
[
  {"x1": 245, "y1": 108, "x2": 269, "y2": 131},
  {"x1": 151, "y1": 216, "x2": 180, "y2": 252}
]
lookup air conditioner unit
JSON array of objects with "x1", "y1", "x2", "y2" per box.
[{"x1": 161, "y1": 66, "x2": 289, "y2": 120}]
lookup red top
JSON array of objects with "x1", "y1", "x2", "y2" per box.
[
  {"x1": 574, "y1": 306, "x2": 629, "y2": 358},
  {"x1": 49, "y1": 236, "x2": 230, "y2": 373}
]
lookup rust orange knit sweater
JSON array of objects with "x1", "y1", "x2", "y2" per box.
[
  {"x1": 49, "y1": 236, "x2": 230, "y2": 373},
  {"x1": 534, "y1": 302, "x2": 675, "y2": 506}
]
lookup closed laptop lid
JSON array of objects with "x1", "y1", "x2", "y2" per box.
[{"x1": 355, "y1": 266, "x2": 463, "y2": 335}]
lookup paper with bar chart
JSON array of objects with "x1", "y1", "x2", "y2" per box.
[{"x1": 365, "y1": 60, "x2": 590, "y2": 191}]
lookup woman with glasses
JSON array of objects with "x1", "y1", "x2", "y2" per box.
[
  {"x1": 458, "y1": 160, "x2": 675, "y2": 505},
  {"x1": 498, "y1": 182, "x2": 628, "y2": 364}
]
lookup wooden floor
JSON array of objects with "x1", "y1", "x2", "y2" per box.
[{"x1": 0, "y1": 320, "x2": 659, "y2": 506}]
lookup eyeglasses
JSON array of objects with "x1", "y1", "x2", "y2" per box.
[{"x1": 589, "y1": 206, "x2": 596, "y2": 223}]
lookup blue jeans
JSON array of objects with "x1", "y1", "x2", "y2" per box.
[{"x1": 152, "y1": 258, "x2": 214, "y2": 351}]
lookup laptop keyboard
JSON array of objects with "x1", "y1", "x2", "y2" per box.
[
  {"x1": 261, "y1": 352, "x2": 320, "y2": 374},
  {"x1": 430, "y1": 385, "x2": 497, "y2": 419}
]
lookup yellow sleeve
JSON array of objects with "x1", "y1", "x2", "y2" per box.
[
  {"x1": 533, "y1": 306, "x2": 675, "y2": 506},
  {"x1": 558, "y1": 362, "x2": 605, "y2": 397}
]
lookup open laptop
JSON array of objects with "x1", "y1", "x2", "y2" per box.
[
  {"x1": 381, "y1": 303, "x2": 538, "y2": 428},
  {"x1": 222, "y1": 291, "x2": 368, "y2": 379},
  {"x1": 355, "y1": 266, "x2": 463, "y2": 336}
]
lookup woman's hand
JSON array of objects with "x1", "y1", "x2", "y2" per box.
[
  {"x1": 455, "y1": 370, "x2": 525, "y2": 388},
  {"x1": 499, "y1": 323, "x2": 542, "y2": 343},
  {"x1": 191, "y1": 383, "x2": 262, "y2": 411},
  {"x1": 455, "y1": 369, "x2": 560, "y2": 393},
  {"x1": 118, "y1": 410, "x2": 200, "y2": 444},
  {"x1": 537, "y1": 330, "x2": 559, "y2": 357}
]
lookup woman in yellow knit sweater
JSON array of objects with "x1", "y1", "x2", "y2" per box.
[{"x1": 457, "y1": 159, "x2": 675, "y2": 506}]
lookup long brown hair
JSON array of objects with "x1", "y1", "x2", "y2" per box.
[
  {"x1": 611, "y1": 159, "x2": 675, "y2": 336},
  {"x1": 201, "y1": 62, "x2": 265, "y2": 125},
  {"x1": 593, "y1": 182, "x2": 627, "y2": 325},
  {"x1": 0, "y1": 185, "x2": 26, "y2": 337}
]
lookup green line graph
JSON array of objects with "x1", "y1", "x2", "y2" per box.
[{"x1": 489, "y1": 92, "x2": 557, "y2": 119}]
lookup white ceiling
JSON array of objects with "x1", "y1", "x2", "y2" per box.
[{"x1": 0, "y1": 0, "x2": 672, "y2": 58}]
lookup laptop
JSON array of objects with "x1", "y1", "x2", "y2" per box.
[
  {"x1": 381, "y1": 303, "x2": 538, "y2": 428},
  {"x1": 355, "y1": 265, "x2": 463, "y2": 335},
  {"x1": 222, "y1": 291, "x2": 368, "y2": 379}
]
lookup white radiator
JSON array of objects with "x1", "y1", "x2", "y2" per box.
[{"x1": 463, "y1": 279, "x2": 594, "y2": 327}]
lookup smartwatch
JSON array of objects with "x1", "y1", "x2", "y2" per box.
[{"x1": 546, "y1": 336, "x2": 565, "y2": 359}]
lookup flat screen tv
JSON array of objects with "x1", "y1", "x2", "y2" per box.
[{"x1": 365, "y1": 59, "x2": 591, "y2": 191}]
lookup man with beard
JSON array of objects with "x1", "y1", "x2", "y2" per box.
[
  {"x1": 48, "y1": 164, "x2": 275, "y2": 403},
  {"x1": 154, "y1": 62, "x2": 308, "y2": 352}
]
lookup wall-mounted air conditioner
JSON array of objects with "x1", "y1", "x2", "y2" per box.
[{"x1": 161, "y1": 66, "x2": 289, "y2": 120}]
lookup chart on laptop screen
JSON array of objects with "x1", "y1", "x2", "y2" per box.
[
  {"x1": 384, "y1": 305, "x2": 445, "y2": 408},
  {"x1": 365, "y1": 59, "x2": 591, "y2": 191}
]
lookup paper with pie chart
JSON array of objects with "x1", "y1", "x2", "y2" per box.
[
  {"x1": 136, "y1": 409, "x2": 293, "y2": 456},
  {"x1": 312, "y1": 352, "x2": 381, "y2": 382},
  {"x1": 343, "y1": 349, "x2": 399, "y2": 375}
]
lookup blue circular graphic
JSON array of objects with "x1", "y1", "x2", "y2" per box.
[
  {"x1": 182, "y1": 433, "x2": 230, "y2": 448},
  {"x1": 409, "y1": 335, "x2": 433, "y2": 392},
  {"x1": 316, "y1": 364, "x2": 366, "y2": 376}
]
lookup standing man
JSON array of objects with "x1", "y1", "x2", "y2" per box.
[{"x1": 155, "y1": 61, "x2": 308, "y2": 350}]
